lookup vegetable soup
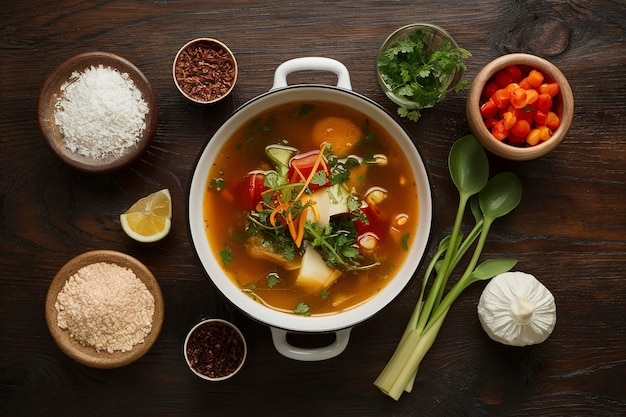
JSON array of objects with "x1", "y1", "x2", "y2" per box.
[{"x1": 203, "y1": 101, "x2": 420, "y2": 316}]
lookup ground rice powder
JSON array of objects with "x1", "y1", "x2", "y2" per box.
[
  {"x1": 53, "y1": 65, "x2": 149, "y2": 159},
  {"x1": 55, "y1": 262, "x2": 155, "y2": 353}
]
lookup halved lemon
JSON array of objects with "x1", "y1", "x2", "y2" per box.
[{"x1": 120, "y1": 189, "x2": 172, "y2": 242}]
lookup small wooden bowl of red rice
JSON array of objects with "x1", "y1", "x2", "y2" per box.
[
  {"x1": 45, "y1": 250, "x2": 164, "y2": 369},
  {"x1": 172, "y1": 38, "x2": 238, "y2": 104}
]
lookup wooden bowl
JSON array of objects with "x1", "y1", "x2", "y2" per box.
[
  {"x1": 45, "y1": 250, "x2": 164, "y2": 368},
  {"x1": 183, "y1": 319, "x2": 247, "y2": 381},
  {"x1": 466, "y1": 53, "x2": 574, "y2": 161},
  {"x1": 38, "y1": 52, "x2": 158, "y2": 173},
  {"x1": 172, "y1": 38, "x2": 238, "y2": 104}
]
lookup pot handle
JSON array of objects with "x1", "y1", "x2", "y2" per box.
[
  {"x1": 270, "y1": 327, "x2": 351, "y2": 361},
  {"x1": 272, "y1": 57, "x2": 352, "y2": 91}
]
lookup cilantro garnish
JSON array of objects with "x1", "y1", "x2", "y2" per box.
[
  {"x1": 401, "y1": 233, "x2": 410, "y2": 251},
  {"x1": 298, "y1": 103, "x2": 316, "y2": 117},
  {"x1": 267, "y1": 273, "x2": 280, "y2": 288},
  {"x1": 311, "y1": 170, "x2": 329, "y2": 187},
  {"x1": 294, "y1": 302, "x2": 311, "y2": 316},
  {"x1": 358, "y1": 119, "x2": 378, "y2": 145},
  {"x1": 209, "y1": 177, "x2": 225, "y2": 191},
  {"x1": 377, "y1": 28, "x2": 471, "y2": 121},
  {"x1": 219, "y1": 247, "x2": 233, "y2": 266},
  {"x1": 304, "y1": 218, "x2": 377, "y2": 271}
]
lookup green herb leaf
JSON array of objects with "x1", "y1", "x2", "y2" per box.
[
  {"x1": 311, "y1": 170, "x2": 329, "y2": 186},
  {"x1": 470, "y1": 258, "x2": 518, "y2": 281},
  {"x1": 299, "y1": 103, "x2": 316, "y2": 116},
  {"x1": 209, "y1": 177, "x2": 225, "y2": 191},
  {"x1": 401, "y1": 233, "x2": 410, "y2": 251},
  {"x1": 264, "y1": 171, "x2": 284, "y2": 188},
  {"x1": 267, "y1": 273, "x2": 280, "y2": 288},
  {"x1": 219, "y1": 248, "x2": 233, "y2": 266},
  {"x1": 294, "y1": 302, "x2": 311, "y2": 316}
]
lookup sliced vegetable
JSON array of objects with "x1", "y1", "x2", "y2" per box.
[
  {"x1": 296, "y1": 245, "x2": 342, "y2": 292},
  {"x1": 235, "y1": 170, "x2": 270, "y2": 210},
  {"x1": 288, "y1": 149, "x2": 330, "y2": 191},
  {"x1": 266, "y1": 144, "x2": 298, "y2": 178},
  {"x1": 245, "y1": 235, "x2": 301, "y2": 271},
  {"x1": 307, "y1": 183, "x2": 351, "y2": 227}
]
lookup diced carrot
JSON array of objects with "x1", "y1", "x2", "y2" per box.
[
  {"x1": 527, "y1": 69, "x2": 545, "y2": 87},
  {"x1": 504, "y1": 83, "x2": 520, "y2": 93},
  {"x1": 492, "y1": 89, "x2": 511, "y2": 109},
  {"x1": 519, "y1": 77, "x2": 532, "y2": 89},
  {"x1": 511, "y1": 119, "x2": 531, "y2": 138},
  {"x1": 538, "y1": 126, "x2": 552, "y2": 141},
  {"x1": 526, "y1": 128, "x2": 542, "y2": 146},
  {"x1": 525, "y1": 88, "x2": 539, "y2": 105},
  {"x1": 480, "y1": 99, "x2": 498, "y2": 119},
  {"x1": 537, "y1": 93, "x2": 553, "y2": 113},
  {"x1": 492, "y1": 120, "x2": 509, "y2": 140},
  {"x1": 510, "y1": 87, "x2": 528, "y2": 109},
  {"x1": 503, "y1": 111, "x2": 517, "y2": 130},
  {"x1": 535, "y1": 110, "x2": 548, "y2": 125},
  {"x1": 546, "y1": 111, "x2": 560, "y2": 130},
  {"x1": 539, "y1": 82, "x2": 560, "y2": 97}
]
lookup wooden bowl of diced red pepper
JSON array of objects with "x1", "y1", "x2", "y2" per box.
[{"x1": 467, "y1": 53, "x2": 574, "y2": 160}]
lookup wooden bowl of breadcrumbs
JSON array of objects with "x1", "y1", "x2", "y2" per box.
[
  {"x1": 38, "y1": 52, "x2": 158, "y2": 174},
  {"x1": 45, "y1": 250, "x2": 164, "y2": 368}
]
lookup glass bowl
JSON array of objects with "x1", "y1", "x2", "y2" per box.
[{"x1": 377, "y1": 23, "x2": 466, "y2": 111}]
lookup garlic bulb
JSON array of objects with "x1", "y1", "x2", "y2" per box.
[{"x1": 477, "y1": 271, "x2": 556, "y2": 347}]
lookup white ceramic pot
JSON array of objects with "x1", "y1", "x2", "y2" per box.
[{"x1": 188, "y1": 57, "x2": 433, "y2": 361}]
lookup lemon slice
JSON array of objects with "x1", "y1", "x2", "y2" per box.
[{"x1": 120, "y1": 189, "x2": 172, "y2": 242}]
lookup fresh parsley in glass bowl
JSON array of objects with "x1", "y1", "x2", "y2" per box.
[{"x1": 377, "y1": 23, "x2": 471, "y2": 122}]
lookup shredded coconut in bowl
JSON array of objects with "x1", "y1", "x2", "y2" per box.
[
  {"x1": 55, "y1": 261, "x2": 155, "y2": 354},
  {"x1": 53, "y1": 64, "x2": 149, "y2": 159}
]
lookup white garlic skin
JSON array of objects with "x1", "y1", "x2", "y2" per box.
[{"x1": 477, "y1": 271, "x2": 556, "y2": 347}]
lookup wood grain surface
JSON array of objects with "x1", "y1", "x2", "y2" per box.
[{"x1": 1, "y1": 1, "x2": 625, "y2": 416}]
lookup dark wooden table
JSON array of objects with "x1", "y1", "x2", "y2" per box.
[{"x1": 2, "y1": 1, "x2": 625, "y2": 416}]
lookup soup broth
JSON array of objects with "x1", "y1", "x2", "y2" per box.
[{"x1": 203, "y1": 101, "x2": 420, "y2": 316}]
